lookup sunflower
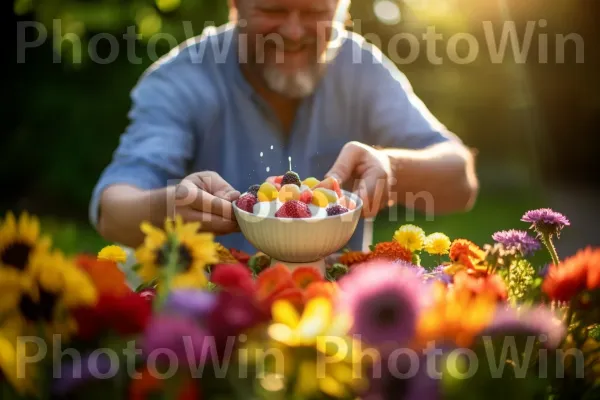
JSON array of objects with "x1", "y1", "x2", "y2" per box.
[
  {"x1": 0, "y1": 212, "x2": 51, "y2": 303},
  {"x1": 214, "y1": 243, "x2": 239, "y2": 264},
  {"x1": 5, "y1": 250, "x2": 97, "y2": 339},
  {"x1": 134, "y1": 215, "x2": 218, "y2": 289}
]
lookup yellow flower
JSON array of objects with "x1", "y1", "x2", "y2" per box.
[
  {"x1": 0, "y1": 328, "x2": 39, "y2": 395},
  {"x1": 0, "y1": 211, "x2": 52, "y2": 310},
  {"x1": 423, "y1": 232, "x2": 451, "y2": 255},
  {"x1": 5, "y1": 250, "x2": 97, "y2": 339},
  {"x1": 97, "y1": 245, "x2": 127, "y2": 263},
  {"x1": 215, "y1": 243, "x2": 238, "y2": 264},
  {"x1": 134, "y1": 214, "x2": 218, "y2": 289},
  {"x1": 393, "y1": 224, "x2": 426, "y2": 252},
  {"x1": 267, "y1": 297, "x2": 370, "y2": 398}
]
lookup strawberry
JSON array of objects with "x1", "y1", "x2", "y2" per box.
[
  {"x1": 299, "y1": 189, "x2": 313, "y2": 204},
  {"x1": 237, "y1": 193, "x2": 257, "y2": 213},
  {"x1": 275, "y1": 200, "x2": 312, "y2": 218}
]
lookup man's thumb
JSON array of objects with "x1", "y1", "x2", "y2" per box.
[{"x1": 325, "y1": 142, "x2": 359, "y2": 184}]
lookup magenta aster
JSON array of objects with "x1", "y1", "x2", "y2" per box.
[
  {"x1": 337, "y1": 261, "x2": 426, "y2": 346},
  {"x1": 480, "y1": 305, "x2": 566, "y2": 349},
  {"x1": 492, "y1": 229, "x2": 541, "y2": 256},
  {"x1": 521, "y1": 208, "x2": 570, "y2": 237}
]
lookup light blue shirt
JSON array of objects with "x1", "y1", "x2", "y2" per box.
[{"x1": 90, "y1": 23, "x2": 459, "y2": 255}]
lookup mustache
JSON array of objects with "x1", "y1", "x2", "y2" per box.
[{"x1": 260, "y1": 37, "x2": 316, "y2": 52}]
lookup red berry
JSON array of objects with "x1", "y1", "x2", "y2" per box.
[
  {"x1": 299, "y1": 190, "x2": 313, "y2": 204},
  {"x1": 237, "y1": 194, "x2": 257, "y2": 213},
  {"x1": 275, "y1": 200, "x2": 312, "y2": 218},
  {"x1": 274, "y1": 175, "x2": 284, "y2": 184}
]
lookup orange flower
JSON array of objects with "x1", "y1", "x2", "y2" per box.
[
  {"x1": 543, "y1": 247, "x2": 600, "y2": 301},
  {"x1": 304, "y1": 281, "x2": 338, "y2": 302},
  {"x1": 453, "y1": 271, "x2": 508, "y2": 302},
  {"x1": 339, "y1": 251, "x2": 370, "y2": 267},
  {"x1": 75, "y1": 254, "x2": 130, "y2": 296},
  {"x1": 129, "y1": 366, "x2": 199, "y2": 400},
  {"x1": 255, "y1": 264, "x2": 296, "y2": 304},
  {"x1": 270, "y1": 287, "x2": 305, "y2": 311},
  {"x1": 415, "y1": 281, "x2": 496, "y2": 348},
  {"x1": 449, "y1": 239, "x2": 485, "y2": 270},
  {"x1": 368, "y1": 241, "x2": 412, "y2": 262},
  {"x1": 291, "y1": 267, "x2": 323, "y2": 289}
]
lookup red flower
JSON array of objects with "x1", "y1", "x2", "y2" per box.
[
  {"x1": 230, "y1": 248, "x2": 251, "y2": 265},
  {"x1": 543, "y1": 247, "x2": 600, "y2": 301},
  {"x1": 129, "y1": 366, "x2": 200, "y2": 400},
  {"x1": 210, "y1": 264, "x2": 255, "y2": 296},
  {"x1": 73, "y1": 292, "x2": 152, "y2": 341}
]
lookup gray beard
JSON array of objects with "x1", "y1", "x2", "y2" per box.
[{"x1": 262, "y1": 65, "x2": 320, "y2": 98}]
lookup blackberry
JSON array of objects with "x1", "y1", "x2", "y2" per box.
[
  {"x1": 281, "y1": 171, "x2": 301, "y2": 187},
  {"x1": 326, "y1": 204, "x2": 349, "y2": 216},
  {"x1": 247, "y1": 184, "x2": 260, "y2": 196}
]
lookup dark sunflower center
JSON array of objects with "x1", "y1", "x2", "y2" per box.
[
  {"x1": 18, "y1": 288, "x2": 58, "y2": 323},
  {"x1": 155, "y1": 243, "x2": 193, "y2": 271},
  {"x1": 0, "y1": 241, "x2": 32, "y2": 270},
  {"x1": 376, "y1": 304, "x2": 398, "y2": 327}
]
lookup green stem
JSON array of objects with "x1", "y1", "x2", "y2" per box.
[
  {"x1": 541, "y1": 233, "x2": 560, "y2": 266},
  {"x1": 155, "y1": 235, "x2": 180, "y2": 311}
]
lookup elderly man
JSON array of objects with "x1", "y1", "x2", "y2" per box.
[{"x1": 91, "y1": 0, "x2": 479, "y2": 254}]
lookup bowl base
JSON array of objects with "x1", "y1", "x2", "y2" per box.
[{"x1": 270, "y1": 258, "x2": 327, "y2": 276}]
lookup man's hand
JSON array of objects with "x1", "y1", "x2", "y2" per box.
[
  {"x1": 174, "y1": 171, "x2": 241, "y2": 234},
  {"x1": 325, "y1": 141, "x2": 393, "y2": 218}
]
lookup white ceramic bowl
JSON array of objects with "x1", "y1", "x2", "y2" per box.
[{"x1": 233, "y1": 190, "x2": 363, "y2": 263}]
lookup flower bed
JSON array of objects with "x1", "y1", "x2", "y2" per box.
[{"x1": 0, "y1": 209, "x2": 598, "y2": 400}]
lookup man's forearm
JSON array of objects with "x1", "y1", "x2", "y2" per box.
[
  {"x1": 383, "y1": 141, "x2": 479, "y2": 214},
  {"x1": 97, "y1": 185, "x2": 175, "y2": 248}
]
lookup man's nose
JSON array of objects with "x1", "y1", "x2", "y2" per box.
[{"x1": 279, "y1": 11, "x2": 306, "y2": 42}]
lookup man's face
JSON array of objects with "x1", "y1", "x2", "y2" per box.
[{"x1": 236, "y1": 0, "x2": 341, "y2": 98}]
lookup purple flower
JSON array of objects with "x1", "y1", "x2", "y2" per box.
[
  {"x1": 142, "y1": 314, "x2": 211, "y2": 365},
  {"x1": 164, "y1": 289, "x2": 217, "y2": 318},
  {"x1": 521, "y1": 208, "x2": 570, "y2": 237},
  {"x1": 538, "y1": 264, "x2": 550, "y2": 278},
  {"x1": 492, "y1": 229, "x2": 541, "y2": 256},
  {"x1": 480, "y1": 305, "x2": 566, "y2": 349},
  {"x1": 337, "y1": 261, "x2": 426, "y2": 347},
  {"x1": 392, "y1": 260, "x2": 426, "y2": 276},
  {"x1": 427, "y1": 265, "x2": 452, "y2": 284},
  {"x1": 53, "y1": 351, "x2": 114, "y2": 394},
  {"x1": 362, "y1": 354, "x2": 440, "y2": 400}
]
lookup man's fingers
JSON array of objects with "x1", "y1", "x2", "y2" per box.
[
  {"x1": 352, "y1": 171, "x2": 390, "y2": 218},
  {"x1": 177, "y1": 208, "x2": 240, "y2": 235},
  {"x1": 325, "y1": 142, "x2": 361, "y2": 184},
  {"x1": 175, "y1": 181, "x2": 236, "y2": 220},
  {"x1": 197, "y1": 171, "x2": 240, "y2": 201}
]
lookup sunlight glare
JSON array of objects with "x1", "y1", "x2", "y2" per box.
[{"x1": 373, "y1": 0, "x2": 402, "y2": 25}]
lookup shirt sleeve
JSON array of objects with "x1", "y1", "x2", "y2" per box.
[
  {"x1": 357, "y1": 42, "x2": 461, "y2": 149},
  {"x1": 88, "y1": 61, "x2": 197, "y2": 228}
]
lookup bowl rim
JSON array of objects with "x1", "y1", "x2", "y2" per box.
[{"x1": 232, "y1": 189, "x2": 363, "y2": 222}]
